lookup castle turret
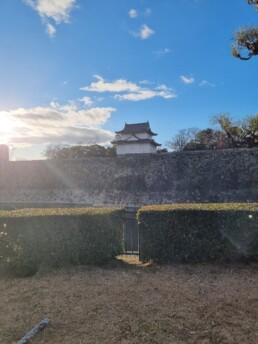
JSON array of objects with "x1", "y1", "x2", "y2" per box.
[{"x1": 112, "y1": 122, "x2": 161, "y2": 155}]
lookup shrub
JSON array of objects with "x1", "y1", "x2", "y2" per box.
[
  {"x1": 137, "y1": 204, "x2": 258, "y2": 263},
  {"x1": 0, "y1": 207, "x2": 125, "y2": 275}
]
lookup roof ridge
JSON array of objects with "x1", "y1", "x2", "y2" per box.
[{"x1": 115, "y1": 122, "x2": 157, "y2": 135}]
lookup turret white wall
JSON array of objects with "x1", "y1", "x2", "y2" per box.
[{"x1": 117, "y1": 143, "x2": 157, "y2": 155}]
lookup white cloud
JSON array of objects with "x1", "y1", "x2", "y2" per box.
[
  {"x1": 129, "y1": 8, "x2": 151, "y2": 18},
  {"x1": 80, "y1": 96, "x2": 94, "y2": 107},
  {"x1": 139, "y1": 80, "x2": 153, "y2": 85},
  {"x1": 154, "y1": 48, "x2": 171, "y2": 58},
  {"x1": 199, "y1": 80, "x2": 215, "y2": 87},
  {"x1": 1, "y1": 99, "x2": 115, "y2": 146},
  {"x1": 115, "y1": 89, "x2": 176, "y2": 102},
  {"x1": 155, "y1": 85, "x2": 172, "y2": 91},
  {"x1": 81, "y1": 75, "x2": 176, "y2": 102},
  {"x1": 131, "y1": 25, "x2": 154, "y2": 40},
  {"x1": 24, "y1": 0, "x2": 77, "y2": 36},
  {"x1": 128, "y1": 9, "x2": 138, "y2": 18},
  {"x1": 80, "y1": 75, "x2": 140, "y2": 93},
  {"x1": 46, "y1": 23, "x2": 56, "y2": 37},
  {"x1": 25, "y1": 0, "x2": 76, "y2": 23},
  {"x1": 139, "y1": 24, "x2": 154, "y2": 39},
  {"x1": 180, "y1": 75, "x2": 195, "y2": 84}
]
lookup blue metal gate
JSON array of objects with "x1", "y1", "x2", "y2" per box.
[{"x1": 125, "y1": 209, "x2": 139, "y2": 254}]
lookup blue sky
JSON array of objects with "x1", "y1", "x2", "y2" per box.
[{"x1": 0, "y1": 0, "x2": 257, "y2": 160}]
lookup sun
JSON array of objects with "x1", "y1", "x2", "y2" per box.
[
  {"x1": 0, "y1": 113, "x2": 16, "y2": 144},
  {"x1": 1, "y1": 116, "x2": 13, "y2": 130}
]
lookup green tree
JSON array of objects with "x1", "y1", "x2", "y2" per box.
[
  {"x1": 157, "y1": 148, "x2": 168, "y2": 153},
  {"x1": 43, "y1": 144, "x2": 116, "y2": 159},
  {"x1": 247, "y1": 0, "x2": 258, "y2": 10},
  {"x1": 232, "y1": 1, "x2": 258, "y2": 60},
  {"x1": 212, "y1": 114, "x2": 258, "y2": 147},
  {"x1": 184, "y1": 129, "x2": 230, "y2": 151},
  {"x1": 168, "y1": 128, "x2": 230, "y2": 151}
]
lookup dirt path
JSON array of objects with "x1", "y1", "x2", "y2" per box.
[{"x1": 0, "y1": 259, "x2": 258, "y2": 344}]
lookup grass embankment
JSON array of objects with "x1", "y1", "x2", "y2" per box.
[{"x1": 0, "y1": 259, "x2": 258, "y2": 344}]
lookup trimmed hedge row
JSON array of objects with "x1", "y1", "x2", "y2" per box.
[
  {"x1": 137, "y1": 204, "x2": 258, "y2": 263},
  {"x1": 0, "y1": 207, "x2": 125, "y2": 275}
]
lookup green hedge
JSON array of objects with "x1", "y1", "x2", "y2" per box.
[
  {"x1": 0, "y1": 207, "x2": 125, "y2": 275},
  {"x1": 137, "y1": 204, "x2": 258, "y2": 263}
]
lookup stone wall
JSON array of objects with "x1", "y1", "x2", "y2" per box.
[
  {"x1": 0, "y1": 145, "x2": 9, "y2": 162},
  {"x1": 0, "y1": 148, "x2": 257, "y2": 206}
]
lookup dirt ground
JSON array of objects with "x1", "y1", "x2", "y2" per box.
[{"x1": 0, "y1": 257, "x2": 258, "y2": 344}]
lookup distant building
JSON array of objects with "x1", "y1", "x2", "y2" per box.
[{"x1": 112, "y1": 122, "x2": 161, "y2": 155}]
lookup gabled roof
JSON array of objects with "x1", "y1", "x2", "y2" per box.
[{"x1": 115, "y1": 122, "x2": 157, "y2": 136}]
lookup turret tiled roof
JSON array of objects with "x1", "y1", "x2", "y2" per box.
[{"x1": 115, "y1": 122, "x2": 157, "y2": 136}]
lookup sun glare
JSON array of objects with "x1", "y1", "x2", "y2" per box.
[{"x1": 0, "y1": 114, "x2": 16, "y2": 144}]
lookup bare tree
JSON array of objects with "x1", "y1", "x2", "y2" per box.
[{"x1": 167, "y1": 128, "x2": 199, "y2": 151}]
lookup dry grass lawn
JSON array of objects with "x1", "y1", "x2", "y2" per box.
[{"x1": 0, "y1": 257, "x2": 258, "y2": 344}]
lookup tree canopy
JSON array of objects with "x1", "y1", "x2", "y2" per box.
[
  {"x1": 184, "y1": 129, "x2": 230, "y2": 151},
  {"x1": 168, "y1": 114, "x2": 258, "y2": 151},
  {"x1": 212, "y1": 114, "x2": 258, "y2": 148},
  {"x1": 168, "y1": 128, "x2": 230, "y2": 152},
  {"x1": 43, "y1": 144, "x2": 116, "y2": 159},
  {"x1": 247, "y1": 0, "x2": 258, "y2": 10},
  {"x1": 232, "y1": 1, "x2": 258, "y2": 60}
]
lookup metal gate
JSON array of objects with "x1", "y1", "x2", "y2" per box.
[{"x1": 125, "y1": 209, "x2": 139, "y2": 254}]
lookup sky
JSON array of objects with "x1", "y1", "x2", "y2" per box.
[{"x1": 0, "y1": 0, "x2": 257, "y2": 160}]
